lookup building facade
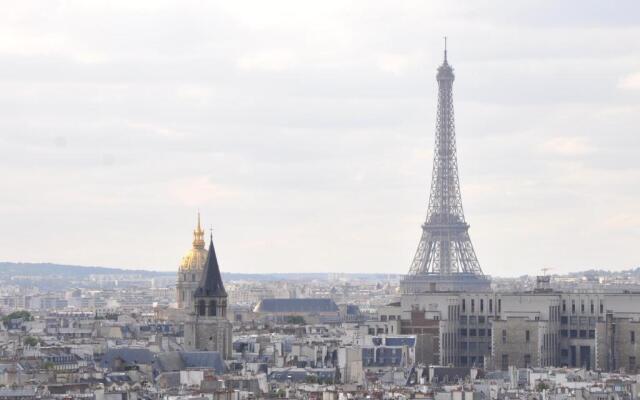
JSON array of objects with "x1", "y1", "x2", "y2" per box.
[{"x1": 396, "y1": 276, "x2": 640, "y2": 372}]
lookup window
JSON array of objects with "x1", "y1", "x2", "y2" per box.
[
  {"x1": 524, "y1": 354, "x2": 531, "y2": 368},
  {"x1": 498, "y1": 299, "x2": 502, "y2": 313},
  {"x1": 561, "y1": 349, "x2": 569, "y2": 357},
  {"x1": 572, "y1": 300, "x2": 576, "y2": 314},
  {"x1": 197, "y1": 300, "x2": 206, "y2": 316},
  {"x1": 192, "y1": 273, "x2": 196, "y2": 281},
  {"x1": 581, "y1": 301, "x2": 585, "y2": 313},
  {"x1": 630, "y1": 356, "x2": 637, "y2": 372},
  {"x1": 479, "y1": 329, "x2": 486, "y2": 337},
  {"x1": 561, "y1": 330, "x2": 568, "y2": 337},
  {"x1": 480, "y1": 299, "x2": 484, "y2": 312},
  {"x1": 502, "y1": 329, "x2": 507, "y2": 344},
  {"x1": 600, "y1": 301, "x2": 604, "y2": 314},
  {"x1": 590, "y1": 301, "x2": 594, "y2": 314},
  {"x1": 501, "y1": 354, "x2": 509, "y2": 370},
  {"x1": 525, "y1": 330, "x2": 530, "y2": 343},
  {"x1": 562, "y1": 300, "x2": 566, "y2": 312},
  {"x1": 579, "y1": 330, "x2": 587, "y2": 338},
  {"x1": 460, "y1": 328, "x2": 467, "y2": 337},
  {"x1": 631, "y1": 331, "x2": 636, "y2": 344},
  {"x1": 589, "y1": 330, "x2": 595, "y2": 339},
  {"x1": 469, "y1": 329, "x2": 477, "y2": 337},
  {"x1": 208, "y1": 300, "x2": 217, "y2": 316},
  {"x1": 489, "y1": 299, "x2": 493, "y2": 313},
  {"x1": 478, "y1": 316, "x2": 485, "y2": 324},
  {"x1": 561, "y1": 316, "x2": 568, "y2": 324},
  {"x1": 471, "y1": 299, "x2": 475, "y2": 313},
  {"x1": 570, "y1": 330, "x2": 577, "y2": 338},
  {"x1": 462, "y1": 299, "x2": 466, "y2": 312}
]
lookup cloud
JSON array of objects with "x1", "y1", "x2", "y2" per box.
[
  {"x1": 168, "y1": 176, "x2": 243, "y2": 207},
  {"x1": 377, "y1": 53, "x2": 414, "y2": 75},
  {"x1": 540, "y1": 137, "x2": 595, "y2": 157},
  {"x1": 237, "y1": 49, "x2": 299, "y2": 72},
  {"x1": 618, "y1": 71, "x2": 640, "y2": 90},
  {"x1": 1, "y1": 1, "x2": 639, "y2": 274}
]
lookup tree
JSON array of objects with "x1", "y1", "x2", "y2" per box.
[
  {"x1": 23, "y1": 336, "x2": 39, "y2": 347},
  {"x1": 536, "y1": 381, "x2": 550, "y2": 392},
  {"x1": 2, "y1": 310, "x2": 33, "y2": 327},
  {"x1": 305, "y1": 375, "x2": 318, "y2": 384}
]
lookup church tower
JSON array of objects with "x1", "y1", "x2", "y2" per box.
[
  {"x1": 177, "y1": 213, "x2": 208, "y2": 309},
  {"x1": 183, "y1": 232, "x2": 232, "y2": 358}
]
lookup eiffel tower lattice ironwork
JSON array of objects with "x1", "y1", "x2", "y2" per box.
[{"x1": 407, "y1": 44, "x2": 483, "y2": 277}]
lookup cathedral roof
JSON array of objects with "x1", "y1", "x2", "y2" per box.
[
  {"x1": 253, "y1": 298, "x2": 338, "y2": 313},
  {"x1": 194, "y1": 234, "x2": 227, "y2": 298}
]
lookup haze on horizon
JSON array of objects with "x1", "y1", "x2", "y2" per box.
[{"x1": 1, "y1": 1, "x2": 639, "y2": 276}]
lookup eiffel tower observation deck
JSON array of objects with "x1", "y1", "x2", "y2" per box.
[{"x1": 401, "y1": 43, "x2": 491, "y2": 294}]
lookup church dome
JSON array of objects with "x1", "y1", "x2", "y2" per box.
[
  {"x1": 179, "y1": 247, "x2": 208, "y2": 272},
  {"x1": 179, "y1": 213, "x2": 208, "y2": 272}
]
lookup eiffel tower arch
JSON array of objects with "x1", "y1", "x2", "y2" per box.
[{"x1": 401, "y1": 45, "x2": 491, "y2": 294}]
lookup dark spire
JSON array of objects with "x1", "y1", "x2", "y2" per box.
[{"x1": 194, "y1": 234, "x2": 227, "y2": 298}]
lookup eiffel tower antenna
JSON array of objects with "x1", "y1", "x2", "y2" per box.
[
  {"x1": 443, "y1": 36, "x2": 447, "y2": 62},
  {"x1": 402, "y1": 44, "x2": 488, "y2": 293}
]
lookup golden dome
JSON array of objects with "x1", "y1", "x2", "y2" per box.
[
  {"x1": 179, "y1": 212, "x2": 208, "y2": 272},
  {"x1": 179, "y1": 247, "x2": 208, "y2": 271}
]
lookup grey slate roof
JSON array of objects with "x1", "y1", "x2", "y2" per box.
[
  {"x1": 154, "y1": 351, "x2": 224, "y2": 374},
  {"x1": 181, "y1": 351, "x2": 224, "y2": 370},
  {"x1": 100, "y1": 348, "x2": 154, "y2": 369},
  {"x1": 254, "y1": 298, "x2": 339, "y2": 313},
  {"x1": 194, "y1": 236, "x2": 227, "y2": 298}
]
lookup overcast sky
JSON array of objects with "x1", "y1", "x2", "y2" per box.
[{"x1": 1, "y1": 1, "x2": 639, "y2": 276}]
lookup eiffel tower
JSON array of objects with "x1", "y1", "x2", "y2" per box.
[{"x1": 401, "y1": 42, "x2": 490, "y2": 293}]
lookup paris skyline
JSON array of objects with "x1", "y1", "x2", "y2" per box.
[{"x1": 1, "y1": 1, "x2": 639, "y2": 275}]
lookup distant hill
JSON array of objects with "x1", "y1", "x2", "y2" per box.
[
  {"x1": 0, "y1": 262, "x2": 171, "y2": 278},
  {"x1": 0, "y1": 262, "x2": 401, "y2": 282}
]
